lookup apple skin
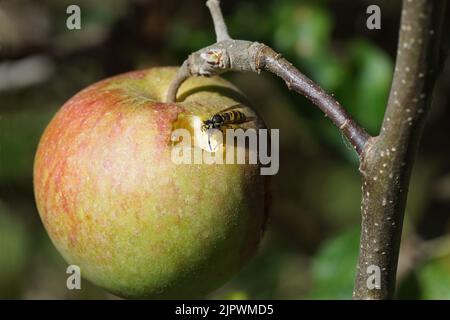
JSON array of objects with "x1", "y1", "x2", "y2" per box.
[{"x1": 33, "y1": 67, "x2": 269, "y2": 299}]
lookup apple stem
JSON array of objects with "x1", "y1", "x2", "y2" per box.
[{"x1": 166, "y1": 60, "x2": 190, "y2": 104}]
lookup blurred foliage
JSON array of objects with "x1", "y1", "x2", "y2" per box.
[
  {"x1": 398, "y1": 239, "x2": 450, "y2": 300},
  {"x1": 310, "y1": 227, "x2": 359, "y2": 299},
  {"x1": 417, "y1": 254, "x2": 450, "y2": 299},
  {"x1": 0, "y1": 105, "x2": 53, "y2": 183},
  {"x1": 1, "y1": 0, "x2": 450, "y2": 299},
  {"x1": 0, "y1": 201, "x2": 29, "y2": 298}
]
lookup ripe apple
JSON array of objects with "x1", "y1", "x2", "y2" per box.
[{"x1": 33, "y1": 67, "x2": 269, "y2": 299}]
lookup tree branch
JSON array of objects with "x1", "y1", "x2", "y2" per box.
[
  {"x1": 256, "y1": 46, "x2": 370, "y2": 154},
  {"x1": 353, "y1": 0, "x2": 447, "y2": 299},
  {"x1": 166, "y1": 0, "x2": 370, "y2": 155}
]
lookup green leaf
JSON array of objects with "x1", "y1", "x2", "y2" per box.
[
  {"x1": 273, "y1": 2, "x2": 332, "y2": 60},
  {"x1": 417, "y1": 255, "x2": 450, "y2": 299},
  {"x1": 341, "y1": 39, "x2": 393, "y2": 135},
  {"x1": 310, "y1": 227, "x2": 360, "y2": 299}
]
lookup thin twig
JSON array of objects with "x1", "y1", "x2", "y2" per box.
[
  {"x1": 353, "y1": 0, "x2": 447, "y2": 299},
  {"x1": 206, "y1": 0, "x2": 231, "y2": 42}
]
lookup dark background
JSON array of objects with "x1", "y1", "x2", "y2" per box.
[{"x1": 1, "y1": 0, "x2": 450, "y2": 299}]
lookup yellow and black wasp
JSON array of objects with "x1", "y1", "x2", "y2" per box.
[{"x1": 201, "y1": 104, "x2": 255, "y2": 150}]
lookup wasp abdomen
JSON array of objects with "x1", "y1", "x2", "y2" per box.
[{"x1": 221, "y1": 111, "x2": 247, "y2": 124}]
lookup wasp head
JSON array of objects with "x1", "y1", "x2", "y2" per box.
[{"x1": 202, "y1": 119, "x2": 214, "y2": 132}]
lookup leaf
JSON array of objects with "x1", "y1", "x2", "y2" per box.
[
  {"x1": 273, "y1": 2, "x2": 332, "y2": 60},
  {"x1": 341, "y1": 39, "x2": 393, "y2": 135},
  {"x1": 310, "y1": 227, "x2": 360, "y2": 299},
  {"x1": 397, "y1": 238, "x2": 450, "y2": 300},
  {"x1": 417, "y1": 254, "x2": 450, "y2": 299}
]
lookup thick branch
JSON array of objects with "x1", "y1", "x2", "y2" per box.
[{"x1": 353, "y1": 0, "x2": 447, "y2": 299}]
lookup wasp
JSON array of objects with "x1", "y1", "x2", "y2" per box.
[
  {"x1": 201, "y1": 104, "x2": 255, "y2": 151},
  {"x1": 202, "y1": 104, "x2": 253, "y2": 132}
]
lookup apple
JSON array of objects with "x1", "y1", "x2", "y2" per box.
[{"x1": 33, "y1": 67, "x2": 269, "y2": 299}]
